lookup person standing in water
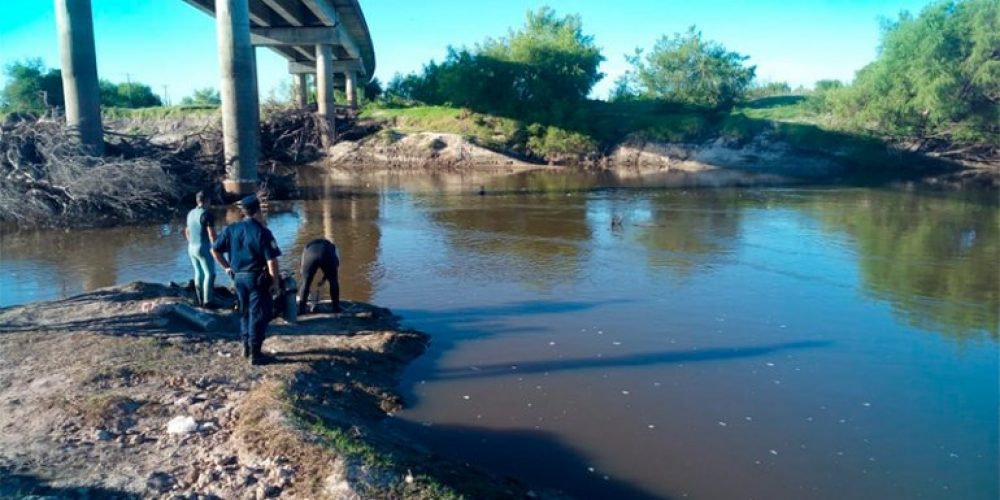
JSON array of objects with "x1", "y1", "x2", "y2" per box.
[
  {"x1": 297, "y1": 239, "x2": 342, "y2": 315},
  {"x1": 183, "y1": 191, "x2": 217, "y2": 307}
]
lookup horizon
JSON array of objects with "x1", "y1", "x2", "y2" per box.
[{"x1": 0, "y1": 0, "x2": 933, "y2": 104}]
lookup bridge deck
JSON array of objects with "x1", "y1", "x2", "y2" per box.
[{"x1": 182, "y1": 0, "x2": 375, "y2": 81}]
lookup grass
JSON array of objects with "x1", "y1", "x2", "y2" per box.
[
  {"x1": 102, "y1": 105, "x2": 220, "y2": 120},
  {"x1": 362, "y1": 105, "x2": 520, "y2": 151}
]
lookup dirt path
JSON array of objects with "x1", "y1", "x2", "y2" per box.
[{"x1": 0, "y1": 282, "x2": 534, "y2": 499}]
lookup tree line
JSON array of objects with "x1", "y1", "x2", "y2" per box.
[
  {"x1": 0, "y1": 58, "x2": 224, "y2": 114},
  {"x1": 383, "y1": 0, "x2": 997, "y2": 150}
]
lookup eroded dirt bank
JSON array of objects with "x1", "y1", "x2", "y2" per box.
[{"x1": 0, "y1": 283, "x2": 538, "y2": 499}]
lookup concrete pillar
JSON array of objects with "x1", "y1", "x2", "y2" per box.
[
  {"x1": 315, "y1": 44, "x2": 336, "y2": 146},
  {"x1": 55, "y1": 0, "x2": 103, "y2": 155},
  {"x1": 345, "y1": 71, "x2": 358, "y2": 110},
  {"x1": 295, "y1": 73, "x2": 308, "y2": 107},
  {"x1": 215, "y1": 0, "x2": 258, "y2": 196}
]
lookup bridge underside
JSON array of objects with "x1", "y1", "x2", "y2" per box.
[{"x1": 182, "y1": 0, "x2": 376, "y2": 84}]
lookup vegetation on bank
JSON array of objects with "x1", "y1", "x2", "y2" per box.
[{"x1": 378, "y1": 1, "x2": 997, "y2": 166}]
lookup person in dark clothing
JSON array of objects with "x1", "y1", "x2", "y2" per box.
[
  {"x1": 210, "y1": 195, "x2": 282, "y2": 366},
  {"x1": 297, "y1": 238, "x2": 342, "y2": 315}
]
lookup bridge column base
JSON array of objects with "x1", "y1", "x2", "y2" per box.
[{"x1": 222, "y1": 179, "x2": 258, "y2": 197}]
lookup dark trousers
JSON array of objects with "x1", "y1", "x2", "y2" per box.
[
  {"x1": 298, "y1": 240, "x2": 340, "y2": 314},
  {"x1": 235, "y1": 272, "x2": 272, "y2": 353}
]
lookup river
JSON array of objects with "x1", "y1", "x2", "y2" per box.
[{"x1": 1, "y1": 170, "x2": 997, "y2": 499}]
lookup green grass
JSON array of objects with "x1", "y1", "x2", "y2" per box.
[
  {"x1": 102, "y1": 105, "x2": 220, "y2": 120},
  {"x1": 362, "y1": 105, "x2": 521, "y2": 151},
  {"x1": 310, "y1": 420, "x2": 393, "y2": 469}
]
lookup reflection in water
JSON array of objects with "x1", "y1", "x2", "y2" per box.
[
  {"x1": 812, "y1": 190, "x2": 999, "y2": 341},
  {"x1": 1, "y1": 224, "x2": 184, "y2": 302},
  {"x1": 630, "y1": 191, "x2": 743, "y2": 277},
  {"x1": 423, "y1": 191, "x2": 592, "y2": 289}
]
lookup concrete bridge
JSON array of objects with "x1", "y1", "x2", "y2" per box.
[{"x1": 54, "y1": 0, "x2": 375, "y2": 195}]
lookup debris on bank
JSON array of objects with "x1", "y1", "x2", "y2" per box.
[{"x1": 0, "y1": 109, "x2": 332, "y2": 229}]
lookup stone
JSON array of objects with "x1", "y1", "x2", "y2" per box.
[
  {"x1": 167, "y1": 416, "x2": 198, "y2": 434},
  {"x1": 215, "y1": 455, "x2": 238, "y2": 467},
  {"x1": 258, "y1": 485, "x2": 281, "y2": 498},
  {"x1": 94, "y1": 429, "x2": 113, "y2": 441},
  {"x1": 146, "y1": 472, "x2": 175, "y2": 493}
]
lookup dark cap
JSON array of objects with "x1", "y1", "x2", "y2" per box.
[{"x1": 238, "y1": 195, "x2": 260, "y2": 215}]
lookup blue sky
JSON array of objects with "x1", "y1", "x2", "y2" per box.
[{"x1": 0, "y1": 0, "x2": 933, "y2": 103}]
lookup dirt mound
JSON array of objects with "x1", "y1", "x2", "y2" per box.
[
  {"x1": 0, "y1": 283, "x2": 536, "y2": 499},
  {"x1": 327, "y1": 131, "x2": 542, "y2": 170}
]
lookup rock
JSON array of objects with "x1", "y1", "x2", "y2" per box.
[
  {"x1": 184, "y1": 468, "x2": 200, "y2": 486},
  {"x1": 146, "y1": 472, "x2": 175, "y2": 493},
  {"x1": 257, "y1": 485, "x2": 281, "y2": 499},
  {"x1": 167, "y1": 416, "x2": 198, "y2": 434},
  {"x1": 94, "y1": 429, "x2": 114, "y2": 441},
  {"x1": 127, "y1": 434, "x2": 145, "y2": 446},
  {"x1": 215, "y1": 454, "x2": 238, "y2": 466}
]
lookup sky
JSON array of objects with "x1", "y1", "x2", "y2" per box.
[{"x1": 0, "y1": 0, "x2": 934, "y2": 103}]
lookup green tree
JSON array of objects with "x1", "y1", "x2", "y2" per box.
[
  {"x1": 380, "y1": 7, "x2": 604, "y2": 122},
  {"x1": 618, "y1": 26, "x2": 756, "y2": 108},
  {"x1": 99, "y1": 80, "x2": 162, "y2": 108},
  {"x1": 0, "y1": 59, "x2": 63, "y2": 112},
  {"x1": 832, "y1": 0, "x2": 999, "y2": 147},
  {"x1": 180, "y1": 87, "x2": 221, "y2": 106}
]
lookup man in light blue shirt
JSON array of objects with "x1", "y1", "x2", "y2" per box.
[{"x1": 183, "y1": 191, "x2": 217, "y2": 307}]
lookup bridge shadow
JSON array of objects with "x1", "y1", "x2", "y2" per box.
[
  {"x1": 392, "y1": 299, "x2": 629, "y2": 403},
  {"x1": 385, "y1": 418, "x2": 669, "y2": 500},
  {"x1": 427, "y1": 340, "x2": 833, "y2": 382}
]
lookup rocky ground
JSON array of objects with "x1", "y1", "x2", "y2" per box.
[{"x1": 0, "y1": 283, "x2": 535, "y2": 499}]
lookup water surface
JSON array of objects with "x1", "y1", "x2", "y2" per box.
[{"x1": 1, "y1": 171, "x2": 996, "y2": 499}]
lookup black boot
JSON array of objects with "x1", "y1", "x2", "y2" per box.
[
  {"x1": 249, "y1": 345, "x2": 268, "y2": 366},
  {"x1": 242, "y1": 342, "x2": 250, "y2": 359}
]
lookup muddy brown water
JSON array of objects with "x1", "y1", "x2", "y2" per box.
[{"x1": 1, "y1": 170, "x2": 997, "y2": 499}]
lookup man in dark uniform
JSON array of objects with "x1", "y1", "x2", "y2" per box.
[
  {"x1": 297, "y1": 238, "x2": 342, "y2": 315},
  {"x1": 210, "y1": 195, "x2": 282, "y2": 366}
]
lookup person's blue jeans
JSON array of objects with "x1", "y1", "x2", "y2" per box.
[
  {"x1": 188, "y1": 246, "x2": 215, "y2": 305},
  {"x1": 235, "y1": 272, "x2": 273, "y2": 353}
]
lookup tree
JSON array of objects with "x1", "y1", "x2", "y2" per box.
[
  {"x1": 618, "y1": 26, "x2": 756, "y2": 108},
  {"x1": 364, "y1": 77, "x2": 383, "y2": 102},
  {"x1": 1, "y1": 59, "x2": 63, "y2": 112},
  {"x1": 180, "y1": 87, "x2": 221, "y2": 106},
  {"x1": 381, "y1": 7, "x2": 604, "y2": 121},
  {"x1": 832, "y1": 0, "x2": 999, "y2": 147},
  {"x1": 99, "y1": 80, "x2": 162, "y2": 108}
]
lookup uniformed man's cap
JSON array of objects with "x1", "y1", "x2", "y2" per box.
[{"x1": 238, "y1": 195, "x2": 261, "y2": 214}]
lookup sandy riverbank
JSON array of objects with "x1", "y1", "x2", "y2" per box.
[{"x1": 0, "y1": 282, "x2": 542, "y2": 499}]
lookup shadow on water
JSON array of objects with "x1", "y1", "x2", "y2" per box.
[
  {"x1": 428, "y1": 340, "x2": 834, "y2": 381},
  {"x1": 0, "y1": 467, "x2": 138, "y2": 499},
  {"x1": 387, "y1": 418, "x2": 670, "y2": 500},
  {"x1": 393, "y1": 299, "x2": 626, "y2": 407}
]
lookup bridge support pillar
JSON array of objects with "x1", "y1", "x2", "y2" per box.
[
  {"x1": 215, "y1": 0, "x2": 258, "y2": 196},
  {"x1": 345, "y1": 71, "x2": 358, "y2": 111},
  {"x1": 295, "y1": 73, "x2": 309, "y2": 108},
  {"x1": 55, "y1": 0, "x2": 103, "y2": 156},
  {"x1": 315, "y1": 44, "x2": 336, "y2": 147}
]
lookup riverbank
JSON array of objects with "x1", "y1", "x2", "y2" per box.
[
  {"x1": 347, "y1": 103, "x2": 998, "y2": 189},
  {"x1": 0, "y1": 283, "x2": 540, "y2": 499}
]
